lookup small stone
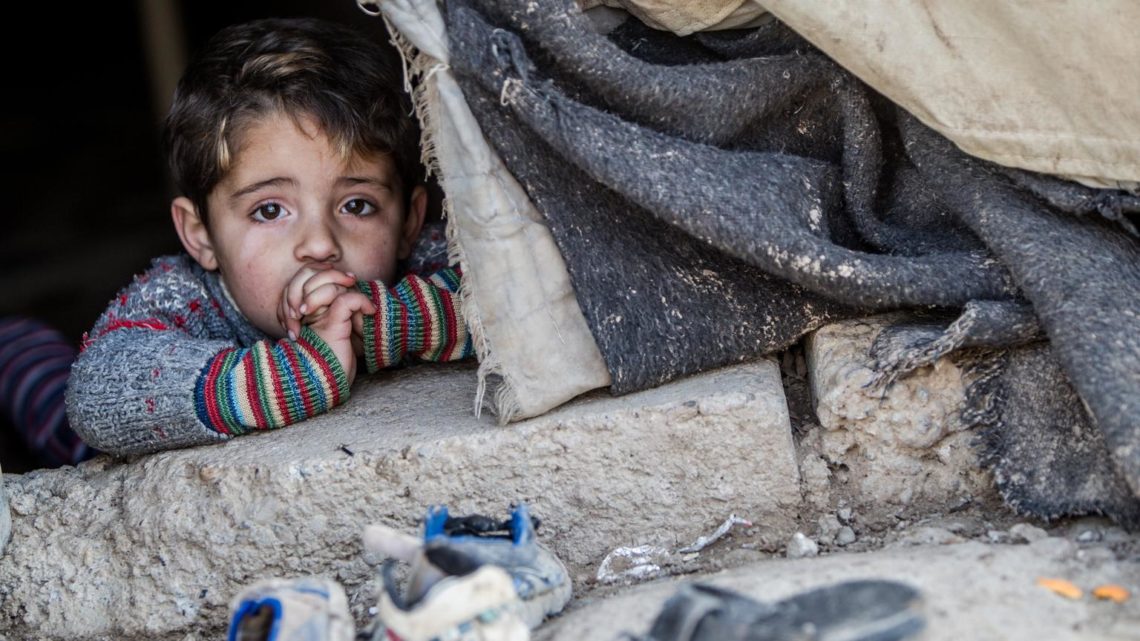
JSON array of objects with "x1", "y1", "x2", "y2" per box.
[
  {"x1": 987, "y1": 529, "x2": 1009, "y2": 544},
  {"x1": 837, "y1": 508, "x2": 853, "y2": 524},
  {"x1": 817, "y1": 514, "x2": 841, "y2": 544},
  {"x1": 1009, "y1": 523, "x2": 1048, "y2": 544},
  {"x1": 1076, "y1": 529, "x2": 1103, "y2": 543},
  {"x1": 898, "y1": 487, "x2": 914, "y2": 505},
  {"x1": 787, "y1": 532, "x2": 819, "y2": 558},
  {"x1": 948, "y1": 496, "x2": 972, "y2": 512},
  {"x1": 895, "y1": 526, "x2": 963, "y2": 547},
  {"x1": 836, "y1": 526, "x2": 856, "y2": 546}
]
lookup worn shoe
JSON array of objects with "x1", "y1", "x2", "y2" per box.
[
  {"x1": 364, "y1": 503, "x2": 571, "y2": 639},
  {"x1": 640, "y1": 579, "x2": 924, "y2": 641},
  {"x1": 371, "y1": 561, "x2": 530, "y2": 641},
  {"x1": 228, "y1": 576, "x2": 354, "y2": 641}
]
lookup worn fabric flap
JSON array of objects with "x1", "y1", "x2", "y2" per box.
[{"x1": 761, "y1": 1, "x2": 1140, "y2": 188}]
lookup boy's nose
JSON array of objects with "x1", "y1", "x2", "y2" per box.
[{"x1": 294, "y1": 218, "x2": 341, "y2": 264}]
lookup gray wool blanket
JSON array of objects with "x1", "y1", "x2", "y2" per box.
[{"x1": 436, "y1": 0, "x2": 1140, "y2": 527}]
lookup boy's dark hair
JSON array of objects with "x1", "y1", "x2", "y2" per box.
[{"x1": 163, "y1": 17, "x2": 420, "y2": 220}]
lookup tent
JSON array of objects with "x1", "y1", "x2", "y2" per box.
[{"x1": 359, "y1": 0, "x2": 1140, "y2": 527}]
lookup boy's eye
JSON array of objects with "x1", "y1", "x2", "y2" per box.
[
  {"x1": 251, "y1": 203, "x2": 285, "y2": 222},
  {"x1": 342, "y1": 198, "x2": 377, "y2": 217}
]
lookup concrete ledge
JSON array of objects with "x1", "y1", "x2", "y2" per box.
[
  {"x1": 0, "y1": 465, "x2": 9, "y2": 558},
  {"x1": 0, "y1": 359, "x2": 797, "y2": 640},
  {"x1": 802, "y1": 317, "x2": 995, "y2": 521}
]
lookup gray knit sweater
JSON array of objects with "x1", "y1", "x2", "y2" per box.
[{"x1": 66, "y1": 252, "x2": 472, "y2": 457}]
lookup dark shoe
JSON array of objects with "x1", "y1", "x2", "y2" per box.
[{"x1": 641, "y1": 579, "x2": 924, "y2": 641}]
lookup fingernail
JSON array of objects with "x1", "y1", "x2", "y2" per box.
[
  {"x1": 288, "y1": 330, "x2": 297, "y2": 341},
  {"x1": 289, "y1": 308, "x2": 297, "y2": 319},
  {"x1": 346, "y1": 272, "x2": 356, "y2": 279},
  {"x1": 299, "y1": 304, "x2": 308, "y2": 314}
]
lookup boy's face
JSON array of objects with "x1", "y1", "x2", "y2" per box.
[{"x1": 172, "y1": 111, "x2": 426, "y2": 338}]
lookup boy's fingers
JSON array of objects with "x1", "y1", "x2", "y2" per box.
[
  {"x1": 301, "y1": 305, "x2": 330, "y2": 325},
  {"x1": 351, "y1": 309, "x2": 366, "y2": 336},
  {"x1": 301, "y1": 269, "x2": 356, "y2": 299},
  {"x1": 330, "y1": 291, "x2": 376, "y2": 321},
  {"x1": 279, "y1": 281, "x2": 305, "y2": 338},
  {"x1": 284, "y1": 267, "x2": 319, "y2": 316},
  {"x1": 284, "y1": 265, "x2": 327, "y2": 312},
  {"x1": 298, "y1": 283, "x2": 348, "y2": 323}
]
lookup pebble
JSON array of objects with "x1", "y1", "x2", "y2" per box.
[
  {"x1": 986, "y1": 529, "x2": 1010, "y2": 544},
  {"x1": 1009, "y1": 523, "x2": 1048, "y2": 543},
  {"x1": 837, "y1": 508, "x2": 853, "y2": 524},
  {"x1": 787, "y1": 532, "x2": 820, "y2": 558},
  {"x1": 895, "y1": 526, "x2": 964, "y2": 547},
  {"x1": 1076, "y1": 529, "x2": 1103, "y2": 543},
  {"x1": 836, "y1": 526, "x2": 856, "y2": 546},
  {"x1": 817, "y1": 514, "x2": 841, "y2": 544}
]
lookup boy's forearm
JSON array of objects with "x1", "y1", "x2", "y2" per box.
[
  {"x1": 195, "y1": 327, "x2": 349, "y2": 435},
  {"x1": 355, "y1": 268, "x2": 474, "y2": 373},
  {"x1": 66, "y1": 328, "x2": 233, "y2": 456},
  {"x1": 66, "y1": 327, "x2": 349, "y2": 457}
]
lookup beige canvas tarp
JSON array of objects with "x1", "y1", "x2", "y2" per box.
[{"x1": 584, "y1": 0, "x2": 1140, "y2": 189}]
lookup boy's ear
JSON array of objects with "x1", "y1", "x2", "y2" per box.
[
  {"x1": 397, "y1": 185, "x2": 428, "y2": 260},
  {"x1": 171, "y1": 197, "x2": 219, "y2": 271}
]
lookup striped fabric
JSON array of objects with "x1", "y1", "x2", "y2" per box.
[
  {"x1": 194, "y1": 326, "x2": 349, "y2": 436},
  {"x1": 356, "y1": 267, "x2": 474, "y2": 373},
  {"x1": 0, "y1": 317, "x2": 92, "y2": 467}
]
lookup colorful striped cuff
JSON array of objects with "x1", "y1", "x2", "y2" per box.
[
  {"x1": 357, "y1": 267, "x2": 474, "y2": 374},
  {"x1": 195, "y1": 327, "x2": 350, "y2": 436}
]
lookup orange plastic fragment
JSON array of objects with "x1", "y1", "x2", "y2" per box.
[
  {"x1": 1037, "y1": 577, "x2": 1082, "y2": 600},
  {"x1": 1092, "y1": 584, "x2": 1131, "y2": 603}
]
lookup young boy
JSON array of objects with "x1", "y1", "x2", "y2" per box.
[{"x1": 65, "y1": 17, "x2": 472, "y2": 457}]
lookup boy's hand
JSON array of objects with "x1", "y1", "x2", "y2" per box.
[
  {"x1": 306, "y1": 291, "x2": 375, "y2": 384},
  {"x1": 277, "y1": 266, "x2": 358, "y2": 340}
]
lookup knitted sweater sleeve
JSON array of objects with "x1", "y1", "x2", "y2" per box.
[
  {"x1": 65, "y1": 259, "x2": 349, "y2": 457},
  {"x1": 354, "y1": 267, "x2": 475, "y2": 373}
]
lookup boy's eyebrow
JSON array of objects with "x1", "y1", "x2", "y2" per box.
[
  {"x1": 229, "y1": 177, "x2": 297, "y2": 202},
  {"x1": 339, "y1": 176, "x2": 394, "y2": 191}
]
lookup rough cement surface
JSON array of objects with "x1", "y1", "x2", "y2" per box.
[
  {"x1": 802, "y1": 317, "x2": 995, "y2": 523},
  {"x1": 537, "y1": 530, "x2": 1140, "y2": 641},
  {"x1": 0, "y1": 465, "x2": 8, "y2": 558},
  {"x1": 0, "y1": 359, "x2": 797, "y2": 640}
]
